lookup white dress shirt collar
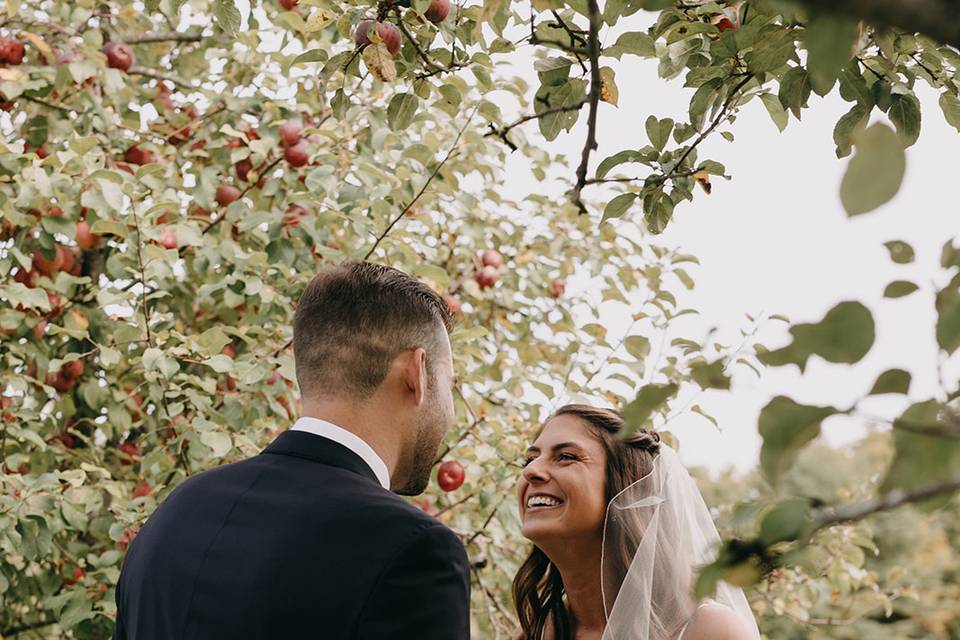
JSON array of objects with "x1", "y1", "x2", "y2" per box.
[{"x1": 291, "y1": 416, "x2": 391, "y2": 490}]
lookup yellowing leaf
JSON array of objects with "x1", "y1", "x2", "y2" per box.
[
  {"x1": 599, "y1": 67, "x2": 618, "y2": 106},
  {"x1": 305, "y1": 8, "x2": 333, "y2": 32},
  {"x1": 362, "y1": 43, "x2": 397, "y2": 83},
  {"x1": 692, "y1": 170, "x2": 711, "y2": 194}
]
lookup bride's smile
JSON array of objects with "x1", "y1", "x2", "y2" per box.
[{"x1": 517, "y1": 414, "x2": 608, "y2": 548}]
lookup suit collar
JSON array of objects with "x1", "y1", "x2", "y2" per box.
[{"x1": 261, "y1": 430, "x2": 382, "y2": 487}]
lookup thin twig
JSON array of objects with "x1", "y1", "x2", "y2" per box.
[
  {"x1": 570, "y1": 0, "x2": 602, "y2": 214},
  {"x1": 122, "y1": 31, "x2": 204, "y2": 44},
  {"x1": 363, "y1": 104, "x2": 479, "y2": 260},
  {"x1": 484, "y1": 99, "x2": 588, "y2": 151}
]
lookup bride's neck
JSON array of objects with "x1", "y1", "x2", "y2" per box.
[{"x1": 548, "y1": 542, "x2": 606, "y2": 633}]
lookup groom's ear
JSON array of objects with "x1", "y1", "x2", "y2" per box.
[{"x1": 399, "y1": 347, "x2": 428, "y2": 407}]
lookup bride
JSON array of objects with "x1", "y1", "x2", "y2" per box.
[{"x1": 512, "y1": 404, "x2": 760, "y2": 640}]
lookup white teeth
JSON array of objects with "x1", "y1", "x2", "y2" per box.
[{"x1": 527, "y1": 496, "x2": 561, "y2": 508}]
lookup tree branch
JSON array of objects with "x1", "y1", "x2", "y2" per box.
[
  {"x1": 570, "y1": 0, "x2": 603, "y2": 214},
  {"x1": 363, "y1": 104, "x2": 479, "y2": 260},
  {"x1": 121, "y1": 30, "x2": 204, "y2": 44},
  {"x1": 484, "y1": 99, "x2": 588, "y2": 151},
  {"x1": 794, "y1": 0, "x2": 960, "y2": 50},
  {"x1": 811, "y1": 474, "x2": 960, "y2": 533}
]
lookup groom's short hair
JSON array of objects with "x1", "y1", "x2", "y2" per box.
[{"x1": 293, "y1": 261, "x2": 453, "y2": 399}]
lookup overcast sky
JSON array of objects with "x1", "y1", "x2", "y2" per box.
[{"x1": 495, "y1": 33, "x2": 960, "y2": 473}]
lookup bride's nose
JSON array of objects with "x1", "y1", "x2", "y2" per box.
[{"x1": 521, "y1": 458, "x2": 549, "y2": 483}]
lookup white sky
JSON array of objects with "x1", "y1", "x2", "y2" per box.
[{"x1": 496, "y1": 33, "x2": 960, "y2": 473}]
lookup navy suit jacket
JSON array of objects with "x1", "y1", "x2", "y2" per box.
[{"x1": 113, "y1": 430, "x2": 471, "y2": 639}]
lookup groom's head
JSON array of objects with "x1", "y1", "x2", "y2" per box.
[{"x1": 293, "y1": 261, "x2": 456, "y2": 495}]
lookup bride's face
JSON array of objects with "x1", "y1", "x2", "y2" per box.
[{"x1": 517, "y1": 415, "x2": 608, "y2": 545}]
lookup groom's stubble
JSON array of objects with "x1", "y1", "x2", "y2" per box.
[{"x1": 395, "y1": 380, "x2": 450, "y2": 496}]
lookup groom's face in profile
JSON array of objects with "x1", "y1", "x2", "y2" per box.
[{"x1": 395, "y1": 329, "x2": 456, "y2": 496}]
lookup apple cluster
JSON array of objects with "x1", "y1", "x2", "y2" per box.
[{"x1": 353, "y1": 0, "x2": 451, "y2": 58}]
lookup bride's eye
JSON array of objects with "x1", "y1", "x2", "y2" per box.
[
  {"x1": 521, "y1": 457, "x2": 535, "y2": 467},
  {"x1": 558, "y1": 453, "x2": 578, "y2": 462}
]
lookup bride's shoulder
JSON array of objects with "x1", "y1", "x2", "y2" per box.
[{"x1": 680, "y1": 602, "x2": 755, "y2": 640}]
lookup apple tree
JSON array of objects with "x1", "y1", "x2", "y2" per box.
[{"x1": 0, "y1": 0, "x2": 958, "y2": 637}]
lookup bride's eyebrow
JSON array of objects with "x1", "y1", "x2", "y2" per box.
[{"x1": 525, "y1": 442, "x2": 584, "y2": 455}]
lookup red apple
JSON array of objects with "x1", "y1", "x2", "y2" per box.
[
  {"x1": 45, "y1": 370, "x2": 75, "y2": 393},
  {"x1": 549, "y1": 279, "x2": 566, "y2": 298},
  {"x1": 279, "y1": 120, "x2": 302, "y2": 147},
  {"x1": 279, "y1": 0, "x2": 299, "y2": 9},
  {"x1": 65, "y1": 566, "x2": 87, "y2": 586},
  {"x1": 118, "y1": 441, "x2": 141, "y2": 465},
  {"x1": 437, "y1": 460, "x2": 465, "y2": 492},
  {"x1": 284, "y1": 203, "x2": 308, "y2": 227},
  {"x1": 283, "y1": 140, "x2": 309, "y2": 167},
  {"x1": 57, "y1": 245, "x2": 75, "y2": 275},
  {"x1": 60, "y1": 431, "x2": 76, "y2": 449},
  {"x1": 117, "y1": 523, "x2": 140, "y2": 551},
  {"x1": 216, "y1": 184, "x2": 242, "y2": 205},
  {"x1": 159, "y1": 228, "x2": 178, "y2": 249},
  {"x1": 124, "y1": 145, "x2": 153, "y2": 165},
  {"x1": 0, "y1": 38, "x2": 25, "y2": 65},
  {"x1": 717, "y1": 17, "x2": 738, "y2": 32},
  {"x1": 102, "y1": 42, "x2": 134, "y2": 72},
  {"x1": 61, "y1": 359, "x2": 84, "y2": 380},
  {"x1": 378, "y1": 22, "x2": 402, "y2": 55},
  {"x1": 355, "y1": 20, "x2": 401, "y2": 56},
  {"x1": 481, "y1": 249, "x2": 503, "y2": 269},
  {"x1": 445, "y1": 295, "x2": 462, "y2": 317},
  {"x1": 76, "y1": 220, "x2": 101, "y2": 250},
  {"x1": 132, "y1": 480, "x2": 152, "y2": 498},
  {"x1": 221, "y1": 344, "x2": 237, "y2": 359},
  {"x1": 235, "y1": 157, "x2": 253, "y2": 181},
  {"x1": 425, "y1": 0, "x2": 451, "y2": 23},
  {"x1": 474, "y1": 265, "x2": 498, "y2": 289},
  {"x1": 33, "y1": 246, "x2": 64, "y2": 277}
]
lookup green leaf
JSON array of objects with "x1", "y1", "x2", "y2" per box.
[
  {"x1": 624, "y1": 335, "x2": 650, "y2": 360},
  {"x1": 603, "y1": 31, "x2": 655, "y2": 59},
  {"x1": 778, "y1": 66, "x2": 811, "y2": 120},
  {"x1": 804, "y1": 14, "x2": 857, "y2": 95},
  {"x1": 868, "y1": 368, "x2": 911, "y2": 395},
  {"x1": 884, "y1": 240, "x2": 915, "y2": 264},
  {"x1": 759, "y1": 93, "x2": 788, "y2": 132},
  {"x1": 213, "y1": 0, "x2": 242, "y2": 36},
  {"x1": 690, "y1": 359, "x2": 731, "y2": 390},
  {"x1": 760, "y1": 498, "x2": 811, "y2": 544},
  {"x1": 759, "y1": 301, "x2": 875, "y2": 372},
  {"x1": 203, "y1": 354, "x2": 234, "y2": 373},
  {"x1": 882, "y1": 400, "x2": 960, "y2": 510},
  {"x1": 602, "y1": 192, "x2": 637, "y2": 222},
  {"x1": 748, "y1": 25, "x2": 796, "y2": 74},
  {"x1": 883, "y1": 280, "x2": 919, "y2": 299},
  {"x1": 536, "y1": 79, "x2": 586, "y2": 141},
  {"x1": 596, "y1": 149, "x2": 656, "y2": 179},
  {"x1": 888, "y1": 94, "x2": 922, "y2": 147},
  {"x1": 840, "y1": 123, "x2": 906, "y2": 216},
  {"x1": 645, "y1": 116, "x2": 674, "y2": 151},
  {"x1": 620, "y1": 382, "x2": 678, "y2": 437},
  {"x1": 832, "y1": 103, "x2": 868, "y2": 158},
  {"x1": 387, "y1": 93, "x2": 420, "y2": 131},
  {"x1": 759, "y1": 396, "x2": 838, "y2": 483},
  {"x1": 935, "y1": 273, "x2": 960, "y2": 354},
  {"x1": 940, "y1": 91, "x2": 960, "y2": 132},
  {"x1": 290, "y1": 49, "x2": 329, "y2": 67}
]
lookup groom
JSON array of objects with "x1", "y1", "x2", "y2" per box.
[{"x1": 113, "y1": 261, "x2": 470, "y2": 639}]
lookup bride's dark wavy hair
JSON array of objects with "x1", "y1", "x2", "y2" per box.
[{"x1": 511, "y1": 404, "x2": 661, "y2": 640}]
